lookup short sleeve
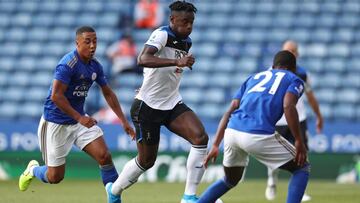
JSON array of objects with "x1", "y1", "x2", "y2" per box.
[
  {"x1": 286, "y1": 77, "x2": 304, "y2": 98},
  {"x1": 54, "y1": 64, "x2": 72, "y2": 84},
  {"x1": 233, "y1": 76, "x2": 251, "y2": 100},
  {"x1": 145, "y1": 29, "x2": 167, "y2": 51},
  {"x1": 95, "y1": 63, "x2": 107, "y2": 86}
]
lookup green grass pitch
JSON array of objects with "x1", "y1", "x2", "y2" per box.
[{"x1": 1, "y1": 179, "x2": 359, "y2": 203}]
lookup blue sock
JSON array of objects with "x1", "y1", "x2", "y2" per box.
[
  {"x1": 100, "y1": 164, "x2": 118, "y2": 186},
  {"x1": 33, "y1": 165, "x2": 49, "y2": 183},
  {"x1": 198, "y1": 177, "x2": 234, "y2": 203},
  {"x1": 287, "y1": 164, "x2": 310, "y2": 203}
]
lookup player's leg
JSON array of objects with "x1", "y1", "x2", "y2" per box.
[
  {"x1": 265, "y1": 167, "x2": 279, "y2": 200},
  {"x1": 111, "y1": 142, "x2": 159, "y2": 195},
  {"x1": 198, "y1": 128, "x2": 249, "y2": 202},
  {"x1": 19, "y1": 118, "x2": 71, "y2": 191},
  {"x1": 268, "y1": 133, "x2": 310, "y2": 203},
  {"x1": 265, "y1": 125, "x2": 291, "y2": 200},
  {"x1": 81, "y1": 134, "x2": 118, "y2": 186},
  {"x1": 166, "y1": 103, "x2": 208, "y2": 201},
  {"x1": 299, "y1": 120, "x2": 311, "y2": 202},
  {"x1": 279, "y1": 160, "x2": 310, "y2": 203},
  {"x1": 278, "y1": 121, "x2": 311, "y2": 202},
  {"x1": 108, "y1": 99, "x2": 161, "y2": 201}
]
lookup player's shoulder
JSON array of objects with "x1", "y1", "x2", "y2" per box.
[
  {"x1": 58, "y1": 50, "x2": 78, "y2": 69},
  {"x1": 296, "y1": 65, "x2": 307, "y2": 77}
]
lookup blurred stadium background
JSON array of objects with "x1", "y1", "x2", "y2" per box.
[{"x1": 0, "y1": 0, "x2": 360, "y2": 202}]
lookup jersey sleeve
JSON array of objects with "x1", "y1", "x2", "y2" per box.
[
  {"x1": 54, "y1": 64, "x2": 72, "y2": 84},
  {"x1": 95, "y1": 63, "x2": 108, "y2": 87},
  {"x1": 232, "y1": 76, "x2": 251, "y2": 100},
  {"x1": 286, "y1": 77, "x2": 304, "y2": 98},
  {"x1": 145, "y1": 29, "x2": 167, "y2": 51}
]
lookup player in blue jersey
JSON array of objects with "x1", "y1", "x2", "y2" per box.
[
  {"x1": 265, "y1": 41, "x2": 323, "y2": 202},
  {"x1": 106, "y1": 2, "x2": 210, "y2": 203},
  {"x1": 18, "y1": 26, "x2": 135, "y2": 193},
  {"x1": 197, "y1": 51, "x2": 309, "y2": 203}
]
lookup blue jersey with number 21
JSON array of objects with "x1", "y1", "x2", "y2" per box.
[{"x1": 228, "y1": 69, "x2": 304, "y2": 135}]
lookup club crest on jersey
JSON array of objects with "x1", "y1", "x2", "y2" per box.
[{"x1": 91, "y1": 72, "x2": 97, "y2": 81}]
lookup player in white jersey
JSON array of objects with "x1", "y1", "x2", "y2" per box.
[
  {"x1": 105, "y1": 2, "x2": 209, "y2": 203},
  {"x1": 265, "y1": 40, "x2": 323, "y2": 202}
]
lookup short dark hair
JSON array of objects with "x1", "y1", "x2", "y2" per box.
[
  {"x1": 76, "y1": 26, "x2": 95, "y2": 36},
  {"x1": 273, "y1": 50, "x2": 296, "y2": 70},
  {"x1": 169, "y1": 1, "x2": 197, "y2": 13}
]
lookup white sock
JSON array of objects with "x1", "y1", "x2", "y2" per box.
[
  {"x1": 111, "y1": 157, "x2": 145, "y2": 195},
  {"x1": 267, "y1": 167, "x2": 279, "y2": 186},
  {"x1": 184, "y1": 145, "x2": 207, "y2": 196}
]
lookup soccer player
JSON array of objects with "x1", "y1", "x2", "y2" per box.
[
  {"x1": 106, "y1": 1, "x2": 209, "y2": 203},
  {"x1": 197, "y1": 51, "x2": 310, "y2": 203},
  {"x1": 18, "y1": 26, "x2": 135, "y2": 192},
  {"x1": 265, "y1": 40, "x2": 323, "y2": 202}
]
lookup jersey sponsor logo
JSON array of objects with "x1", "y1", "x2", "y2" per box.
[
  {"x1": 73, "y1": 84, "x2": 90, "y2": 97},
  {"x1": 174, "y1": 50, "x2": 187, "y2": 59},
  {"x1": 174, "y1": 50, "x2": 188, "y2": 74}
]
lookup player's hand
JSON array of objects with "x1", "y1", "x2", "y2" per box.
[
  {"x1": 294, "y1": 140, "x2": 307, "y2": 166},
  {"x1": 203, "y1": 145, "x2": 219, "y2": 168},
  {"x1": 176, "y1": 54, "x2": 195, "y2": 68},
  {"x1": 123, "y1": 121, "x2": 136, "y2": 140},
  {"x1": 316, "y1": 116, "x2": 323, "y2": 134},
  {"x1": 78, "y1": 116, "x2": 97, "y2": 128}
]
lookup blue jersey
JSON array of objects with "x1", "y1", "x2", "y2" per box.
[
  {"x1": 43, "y1": 50, "x2": 107, "y2": 124},
  {"x1": 228, "y1": 69, "x2": 304, "y2": 134}
]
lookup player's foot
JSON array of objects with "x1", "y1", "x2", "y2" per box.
[
  {"x1": 105, "y1": 182, "x2": 121, "y2": 203},
  {"x1": 302, "y1": 193, "x2": 311, "y2": 202},
  {"x1": 265, "y1": 185, "x2": 276, "y2": 201},
  {"x1": 19, "y1": 160, "x2": 39, "y2": 191},
  {"x1": 181, "y1": 194, "x2": 198, "y2": 203}
]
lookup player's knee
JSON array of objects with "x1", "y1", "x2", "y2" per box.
[
  {"x1": 138, "y1": 156, "x2": 156, "y2": 170},
  {"x1": 97, "y1": 150, "x2": 112, "y2": 165},
  {"x1": 47, "y1": 173, "x2": 64, "y2": 184},
  {"x1": 190, "y1": 132, "x2": 208, "y2": 146},
  {"x1": 225, "y1": 175, "x2": 241, "y2": 187}
]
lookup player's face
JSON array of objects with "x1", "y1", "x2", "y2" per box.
[
  {"x1": 170, "y1": 11, "x2": 194, "y2": 38},
  {"x1": 76, "y1": 32, "x2": 97, "y2": 61}
]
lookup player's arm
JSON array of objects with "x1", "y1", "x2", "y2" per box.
[
  {"x1": 283, "y1": 92, "x2": 307, "y2": 166},
  {"x1": 204, "y1": 99, "x2": 240, "y2": 168},
  {"x1": 137, "y1": 45, "x2": 194, "y2": 68},
  {"x1": 51, "y1": 80, "x2": 96, "y2": 128},
  {"x1": 305, "y1": 88, "x2": 323, "y2": 133},
  {"x1": 100, "y1": 85, "x2": 135, "y2": 139}
]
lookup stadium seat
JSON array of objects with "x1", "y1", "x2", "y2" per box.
[
  {"x1": 7, "y1": 72, "x2": 31, "y2": 87},
  {"x1": 336, "y1": 89, "x2": 359, "y2": 104},
  {"x1": 181, "y1": 88, "x2": 203, "y2": 104},
  {"x1": 0, "y1": 0, "x2": 359, "y2": 121},
  {"x1": 21, "y1": 102, "x2": 43, "y2": 118},
  {"x1": 0, "y1": 102, "x2": 19, "y2": 119}
]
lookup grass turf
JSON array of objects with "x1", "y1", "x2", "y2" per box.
[{"x1": 1, "y1": 179, "x2": 359, "y2": 203}]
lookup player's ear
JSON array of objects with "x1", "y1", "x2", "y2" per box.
[{"x1": 169, "y1": 14, "x2": 175, "y2": 23}]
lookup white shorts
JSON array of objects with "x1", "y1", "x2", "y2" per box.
[
  {"x1": 37, "y1": 116, "x2": 103, "y2": 167},
  {"x1": 223, "y1": 128, "x2": 295, "y2": 170}
]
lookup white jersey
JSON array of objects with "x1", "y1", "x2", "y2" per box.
[
  {"x1": 136, "y1": 26, "x2": 191, "y2": 110},
  {"x1": 276, "y1": 95, "x2": 307, "y2": 125},
  {"x1": 276, "y1": 65, "x2": 309, "y2": 125}
]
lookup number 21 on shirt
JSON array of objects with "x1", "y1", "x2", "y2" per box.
[{"x1": 247, "y1": 71, "x2": 286, "y2": 95}]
